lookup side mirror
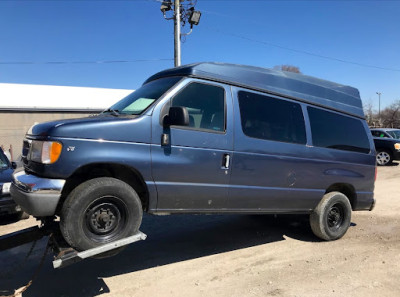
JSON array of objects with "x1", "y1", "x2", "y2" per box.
[
  {"x1": 164, "y1": 106, "x2": 189, "y2": 127},
  {"x1": 11, "y1": 162, "x2": 17, "y2": 169}
]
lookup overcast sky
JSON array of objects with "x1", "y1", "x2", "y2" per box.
[{"x1": 0, "y1": 0, "x2": 399, "y2": 109}]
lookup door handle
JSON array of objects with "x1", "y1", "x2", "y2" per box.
[
  {"x1": 222, "y1": 154, "x2": 230, "y2": 169},
  {"x1": 161, "y1": 133, "x2": 169, "y2": 146}
]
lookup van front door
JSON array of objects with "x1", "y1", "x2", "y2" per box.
[{"x1": 151, "y1": 80, "x2": 233, "y2": 212}]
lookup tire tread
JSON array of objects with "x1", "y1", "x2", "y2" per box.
[
  {"x1": 310, "y1": 191, "x2": 352, "y2": 241},
  {"x1": 60, "y1": 177, "x2": 142, "y2": 252}
]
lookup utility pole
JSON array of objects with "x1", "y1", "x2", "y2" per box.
[
  {"x1": 376, "y1": 92, "x2": 382, "y2": 127},
  {"x1": 174, "y1": 0, "x2": 181, "y2": 67},
  {"x1": 160, "y1": 1, "x2": 202, "y2": 67},
  {"x1": 376, "y1": 92, "x2": 381, "y2": 117}
]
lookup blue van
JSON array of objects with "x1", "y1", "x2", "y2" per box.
[{"x1": 11, "y1": 63, "x2": 376, "y2": 253}]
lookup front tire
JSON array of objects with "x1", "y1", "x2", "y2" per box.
[
  {"x1": 310, "y1": 191, "x2": 352, "y2": 241},
  {"x1": 60, "y1": 177, "x2": 143, "y2": 253},
  {"x1": 376, "y1": 150, "x2": 392, "y2": 166}
]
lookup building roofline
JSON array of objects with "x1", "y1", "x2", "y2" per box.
[{"x1": 0, "y1": 107, "x2": 102, "y2": 113}]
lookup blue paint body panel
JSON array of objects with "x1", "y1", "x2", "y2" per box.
[
  {"x1": 145, "y1": 62, "x2": 364, "y2": 118},
  {"x1": 16, "y1": 63, "x2": 376, "y2": 218},
  {"x1": 150, "y1": 79, "x2": 234, "y2": 211}
]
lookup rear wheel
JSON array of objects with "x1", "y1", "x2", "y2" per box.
[
  {"x1": 376, "y1": 150, "x2": 392, "y2": 166},
  {"x1": 310, "y1": 191, "x2": 352, "y2": 241},
  {"x1": 60, "y1": 177, "x2": 143, "y2": 254}
]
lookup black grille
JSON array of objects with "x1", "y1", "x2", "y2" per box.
[{"x1": 22, "y1": 139, "x2": 31, "y2": 165}]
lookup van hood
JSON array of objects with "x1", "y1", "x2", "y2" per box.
[{"x1": 26, "y1": 114, "x2": 150, "y2": 143}]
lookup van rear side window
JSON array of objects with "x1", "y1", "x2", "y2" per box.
[
  {"x1": 238, "y1": 91, "x2": 306, "y2": 144},
  {"x1": 308, "y1": 107, "x2": 370, "y2": 154}
]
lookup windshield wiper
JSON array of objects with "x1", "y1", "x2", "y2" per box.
[{"x1": 103, "y1": 108, "x2": 121, "y2": 116}]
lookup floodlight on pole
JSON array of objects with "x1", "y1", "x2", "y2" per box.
[
  {"x1": 160, "y1": 0, "x2": 201, "y2": 67},
  {"x1": 188, "y1": 10, "x2": 201, "y2": 26},
  {"x1": 160, "y1": 1, "x2": 172, "y2": 13}
]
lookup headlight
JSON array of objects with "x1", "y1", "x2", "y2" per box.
[
  {"x1": 1, "y1": 182, "x2": 11, "y2": 194},
  {"x1": 395, "y1": 143, "x2": 400, "y2": 151},
  {"x1": 30, "y1": 141, "x2": 62, "y2": 164}
]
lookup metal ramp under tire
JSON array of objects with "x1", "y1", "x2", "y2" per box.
[
  {"x1": 52, "y1": 231, "x2": 147, "y2": 268},
  {"x1": 0, "y1": 222, "x2": 147, "y2": 269}
]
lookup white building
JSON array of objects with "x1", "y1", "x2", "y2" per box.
[{"x1": 0, "y1": 83, "x2": 133, "y2": 159}]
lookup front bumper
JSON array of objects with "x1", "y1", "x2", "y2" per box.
[
  {"x1": 393, "y1": 150, "x2": 400, "y2": 161},
  {"x1": 10, "y1": 169, "x2": 66, "y2": 217}
]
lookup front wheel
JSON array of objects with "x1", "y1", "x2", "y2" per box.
[
  {"x1": 310, "y1": 191, "x2": 352, "y2": 241},
  {"x1": 60, "y1": 177, "x2": 143, "y2": 253},
  {"x1": 376, "y1": 150, "x2": 392, "y2": 166}
]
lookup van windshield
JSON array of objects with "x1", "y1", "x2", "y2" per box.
[{"x1": 104, "y1": 76, "x2": 182, "y2": 115}]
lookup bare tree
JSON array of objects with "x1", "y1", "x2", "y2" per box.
[
  {"x1": 380, "y1": 100, "x2": 400, "y2": 128},
  {"x1": 273, "y1": 65, "x2": 302, "y2": 74},
  {"x1": 363, "y1": 99, "x2": 376, "y2": 127}
]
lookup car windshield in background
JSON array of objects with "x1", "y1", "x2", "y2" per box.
[
  {"x1": 104, "y1": 77, "x2": 182, "y2": 115},
  {"x1": 387, "y1": 130, "x2": 400, "y2": 139}
]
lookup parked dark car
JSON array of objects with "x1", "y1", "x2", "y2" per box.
[
  {"x1": 11, "y1": 63, "x2": 376, "y2": 255},
  {"x1": 0, "y1": 148, "x2": 29, "y2": 219},
  {"x1": 371, "y1": 128, "x2": 400, "y2": 165}
]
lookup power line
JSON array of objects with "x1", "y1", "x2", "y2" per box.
[
  {"x1": 204, "y1": 26, "x2": 400, "y2": 73},
  {"x1": 0, "y1": 58, "x2": 173, "y2": 65},
  {"x1": 199, "y1": 7, "x2": 400, "y2": 73}
]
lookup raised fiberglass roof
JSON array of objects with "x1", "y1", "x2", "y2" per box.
[{"x1": 145, "y1": 62, "x2": 364, "y2": 118}]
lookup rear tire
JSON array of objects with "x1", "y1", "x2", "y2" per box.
[
  {"x1": 60, "y1": 177, "x2": 143, "y2": 254},
  {"x1": 310, "y1": 191, "x2": 352, "y2": 241}
]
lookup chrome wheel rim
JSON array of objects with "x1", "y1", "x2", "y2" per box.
[{"x1": 377, "y1": 151, "x2": 390, "y2": 165}]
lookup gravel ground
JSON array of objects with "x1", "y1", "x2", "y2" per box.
[{"x1": 0, "y1": 164, "x2": 399, "y2": 297}]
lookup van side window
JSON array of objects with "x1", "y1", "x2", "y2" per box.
[
  {"x1": 308, "y1": 107, "x2": 370, "y2": 154},
  {"x1": 171, "y1": 82, "x2": 225, "y2": 132},
  {"x1": 238, "y1": 91, "x2": 306, "y2": 144}
]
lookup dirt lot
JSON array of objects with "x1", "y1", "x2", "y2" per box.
[{"x1": 1, "y1": 164, "x2": 399, "y2": 297}]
